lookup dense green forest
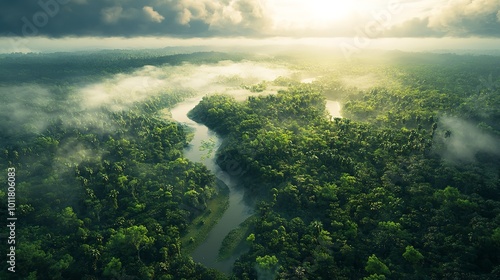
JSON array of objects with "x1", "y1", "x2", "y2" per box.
[
  {"x1": 0, "y1": 50, "x2": 248, "y2": 86},
  {"x1": 0, "y1": 51, "x2": 237, "y2": 279},
  {"x1": 1, "y1": 50, "x2": 500, "y2": 279},
  {"x1": 189, "y1": 52, "x2": 500, "y2": 279}
]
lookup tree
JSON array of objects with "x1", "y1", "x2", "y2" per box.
[
  {"x1": 107, "y1": 225, "x2": 155, "y2": 262},
  {"x1": 58, "y1": 207, "x2": 84, "y2": 234},
  {"x1": 256, "y1": 255, "x2": 278, "y2": 270},
  {"x1": 403, "y1": 245, "x2": 424, "y2": 265},
  {"x1": 246, "y1": 233, "x2": 255, "y2": 243},
  {"x1": 493, "y1": 227, "x2": 500, "y2": 246},
  {"x1": 49, "y1": 254, "x2": 74, "y2": 280},
  {"x1": 365, "y1": 254, "x2": 390, "y2": 276},
  {"x1": 103, "y1": 257, "x2": 122, "y2": 277}
]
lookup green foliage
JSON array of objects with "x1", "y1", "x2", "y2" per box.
[
  {"x1": 363, "y1": 274, "x2": 386, "y2": 280},
  {"x1": 256, "y1": 255, "x2": 278, "y2": 270},
  {"x1": 200, "y1": 138, "x2": 216, "y2": 160},
  {"x1": 492, "y1": 228, "x2": 500, "y2": 246},
  {"x1": 103, "y1": 257, "x2": 122, "y2": 277},
  {"x1": 243, "y1": 82, "x2": 267, "y2": 92},
  {"x1": 403, "y1": 246, "x2": 424, "y2": 264},
  {"x1": 0, "y1": 51, "x2": 249, "y2": 86},
  {"x1": 1, "y1": 49, "x2": 500, "y2": 280},
  {"x1": 108, "y1": 225, "x2": 154, "y2": 253},
  {"x1": 191, "y1": 53, "x2": 500, "y2": 279},
  {"x1": 247, "y1": 233, "x2": 255, "y2": 243},
  {"x1": 218, "y1": 216, "x2": 257, "y2": 260},
  {"x1": 0, "y1": 51, "x2": 233, "y2": 280},
  {"x1": 365, "y1": 254, "x2": 390, "y2": 276}
]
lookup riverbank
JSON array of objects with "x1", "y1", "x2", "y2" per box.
[
  {"x1": 181, "y1": 178, "x2": 230, "y2": 254},
  {"x1": 218, "y1": 215, "x2": 257, "y2": 261}
]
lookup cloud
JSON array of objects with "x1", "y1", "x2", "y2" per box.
[
  {"x1": 53, "y1": 138, "x2": 101, "y2": 171},
  {"x1": 0, "y1": 59, "x2": 290, "y2": 139},
  {"x1": 386, "y1": 17, "x2": 446, "y2": 37},
  {"x1": 77, "y1": 65, "x2": 167, "y2": 112},
  {"x1": 0, "y1": 0, "x2": 498, "y2": 39},
  {"x1": 427, "y1": 0, "x2": 500, "y2": 36},
  {"x1": 435, "y1": 116, "x2": 500, "y2": 162},
  {"x1": 101, "y1": 6, "x2": 124, "y2": 24},
  {"x1": 174, "y1": 0, "x2": 270, "y2": 35},
  {"x1": 0, "y1": 0, "x2": 271, "y2": 38},
  {"x1": 384, "y1": 0, "x2": 500, "y2": 37},
  {"x1": 0, "y1": 85, "x2": 55, "y2": 136},
  {"x1": 76, "y1": 61, "x2": 290, "y2": 112},
  {"x1": 143, "y1": 6, "x2": 165, "y2": 23}
]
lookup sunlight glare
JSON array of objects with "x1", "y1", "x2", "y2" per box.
[
  {"x1": 308, "y1": 0, "x2": 355, "y2": 22},
  {"x1": 269, "y1": 0, "x2": 358, "y2": 30}
]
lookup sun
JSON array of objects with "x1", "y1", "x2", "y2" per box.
[
  {"x1": 308, "y1": 0, "x2": 355, "y2": 22},
  {"x1": 269, "y1": 0, "x2": 358, "y2": 30}
]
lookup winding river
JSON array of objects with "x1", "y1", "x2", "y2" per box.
[
  {"x1": 170, "y1": 97, "x2": 253, "y2": 273},
  {"x1": 169, "y1": 93, "x2": 342, "y2": 273}
]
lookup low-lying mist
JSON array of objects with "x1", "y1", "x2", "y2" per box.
[
  {"x1": 0, "y1": 59, "x2": 297, "y2": 200},
  {"x1": 435, "y1": 116, "x2": 500, "y2": 162},
  {"x1": 0, "y1": 85, "x2": 57, "y2": 136},
  {"x1": 76, "y1": 60, "x2": 291, "y2": 112},
  {"x1": 0, "y1": 60, "x2": 292, "y2": 139}
]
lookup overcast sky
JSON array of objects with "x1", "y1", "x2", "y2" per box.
[{"x1": 1, "y1": 0, "x2": 499, "y2": 52}]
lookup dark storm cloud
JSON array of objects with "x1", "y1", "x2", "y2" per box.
[{"x1": 0, "y1": 0, "x2": 269, "y2": 38}]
